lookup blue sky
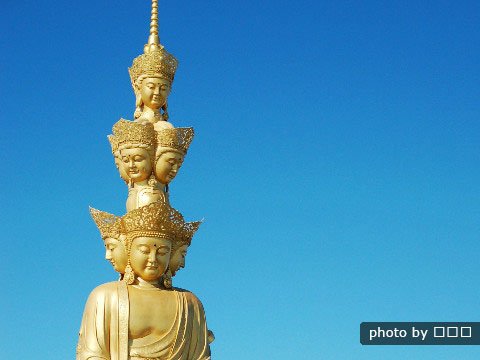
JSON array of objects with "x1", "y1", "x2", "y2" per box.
[{"x1": 1, "y1": 1, "x2": 479, "y2": 359}]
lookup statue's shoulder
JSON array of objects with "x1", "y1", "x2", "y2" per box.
[
  {"x1": 88, "y1": 281, "x2": 122, "y2": 298},
  {"x1": 172, "y1": 287, "x2": 205, "y2": 308}
]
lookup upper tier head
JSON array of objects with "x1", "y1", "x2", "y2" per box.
[
  {"x1": 108, "y1": 119, "x2": 156, "y2": 186},
  {"x1": 129, "y1": 0, "x2": 178, "y2": 125}
]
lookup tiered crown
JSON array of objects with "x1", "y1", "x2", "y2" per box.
[
  {"x1": 108, "y1": 119, "x2": 156, "y2": 154},
  {"x1": 157, "y1": 127, "x2": 194, "y2": 154},
  {"x1": 129, "y1": 47, "x2": 178, "y2": 89},
  {"x1": 122, "y1": 202, "x2": 199, "y2": 245},
  {"x1": 89, "y1": 207, "x2": 123, "y2": 239},
  {"x1": 174, "y1": 221, "x2": 202, "y2": 250},
  {"x1": 128, "y1": 0, "x2": 178, "y2": 88}
]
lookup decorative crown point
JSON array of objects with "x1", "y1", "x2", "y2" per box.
[
  {"x1": 157, "y1": 127, "x2": 195, "y2": 154},
  {"x1": 89, "y1": 207, "x2": 123, "y2": 239},
  {"x1": 108, "y1": 119, "x2": 156, "y2": 154},
  {"x1": 174, "y1": 220, "x2": 202, "y2": 250},
  {"x1": 148, "y1": 0, "x2": 160, "y2": 46}
]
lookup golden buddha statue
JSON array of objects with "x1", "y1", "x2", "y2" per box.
[
  {"x1": 89, "y1": 207, "x2": 127, "y2": 275},
  {"x1": 77, "y1": 203, "x2": 211, "y2": 360},
  {"x1": 77, "y1": 1, "x2": 214, "y2": 358}
]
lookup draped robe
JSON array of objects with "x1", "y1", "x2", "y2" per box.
[{"x1": 76, "y1": 281, "x2": 211, "y2": 360}]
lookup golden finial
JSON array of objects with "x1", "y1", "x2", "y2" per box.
[{"x1": 146, "y1": 0, "x2": 160, "y2": 50}]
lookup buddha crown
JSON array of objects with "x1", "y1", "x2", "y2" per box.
[
  {"x1": 157, "y1": 127, "x2": 194, "y2": 155},
  {"x1": 121, "y1": 202, "x2": 199, "y2": 245},
  {"x1": 174, "y1": 221, "x2": 202, "y2": 250},
  {"x1": 108, "y1": 119, "x2": 156, "y2": 154},
  {"x1": 128, "y1": 0, "x2": 178, "y2": 89},
  {"x1": 89, "y1": 207, "x2": 123, "y2": 239}
]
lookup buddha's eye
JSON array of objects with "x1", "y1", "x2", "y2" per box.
[
  {"x1": 134, "y1": 155, "x2": 145, "y2": 162},
  {"x1": 138, "y1": 246, "x2": 149, "y2": 254}
]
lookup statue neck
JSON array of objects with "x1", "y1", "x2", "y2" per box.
[
  {"x1": 139, "y1": 106, "x2": 162, "y2": 123},
  {"x1": 133, "y1": 277, "x2": 163, "y2": 290},
  {"x1": 132, "y1": 181, "x2": 166, "y2": 191}
]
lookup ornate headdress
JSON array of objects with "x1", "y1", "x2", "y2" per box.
[
  {"x1": 108, "y1": 119, "x2": 156, "y2": 154},
  {"x1": 173, "y1": 221, "x2": 202, "y2": 251},
  {"x1": 128, "y1": 0, "x2": 178, "y2": 90},
  {"x1": 89, "y1": 207, "x2": 123, "y2": 239},
  {"x1": 121, "y1": 201, "x2": 198, "y2": 245},
  {"x1": 156, "y1": 127, "x2": 194, "y2": 155}
]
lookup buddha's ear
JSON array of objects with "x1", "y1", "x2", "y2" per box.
[
  {"x1": 133, "y1": 90, "x2": 143, "y2": 119},
  {"x1": 161, "y1": 102, "x2": 169, "y2": 121},
  {"x1": 135, "y1": 90, "x2": 142, "y2": 107}
]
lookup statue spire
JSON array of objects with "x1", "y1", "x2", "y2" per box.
[{"x1": 147, "y1": 0, "x2": 160, "y2": 47}]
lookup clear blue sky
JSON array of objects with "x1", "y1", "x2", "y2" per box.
[{"x1": 1, "y1": 1, "x2": 479, "y2": 359}]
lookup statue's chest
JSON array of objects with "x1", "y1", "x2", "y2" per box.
[{"x1": 128, "y1": 288, "x2": 177, "y2": 338}]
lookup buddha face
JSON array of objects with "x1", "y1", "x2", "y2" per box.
[
  {"x1": 170, "y1": 244, "x2": 188, "y2": 276},
  {"x1": 130, "y1": 236, "x2": 172, "y2": 281},
  {"x1": 119, "y1": 147, "x2": 152, "y2": 184},
  {"x1": 104, "y1": 235, "x2": 127, "y2": 273},
  {"x1": 140, "y1": 77, "x2": 171, "y2": 111},
  {"x1": 114, "y1": 156, "x2": 129, "y2": 183},
  {"x1": 155, "y1": 150, "x2": 184, "y2": 184}
]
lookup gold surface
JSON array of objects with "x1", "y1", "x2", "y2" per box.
[
  {"x1": 130, "y1": 0, "x2": 178, "y2": 127},
  {"x1": 77, "y1": 1, "x2": 213, "y2": 359}
]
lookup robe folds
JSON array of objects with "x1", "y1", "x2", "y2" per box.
[{"x1": 77, "y1": 281, "x2": 211, "y2": 360}]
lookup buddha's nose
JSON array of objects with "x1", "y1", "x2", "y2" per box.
[{"x1": 148, "y1": 251, "x2": 157, "y2": 263}]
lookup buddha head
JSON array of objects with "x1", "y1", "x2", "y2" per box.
[
  {"x1": 136, "y1": 76, "x2": 171, "y2": 115},
  {"x1": 89, "y1": 207, "x2": 128, "y2": 275},
  {"x1": 104, "y1": 234, "x2": 128, "y2": 274},
  {"x1": 170, "y1": 221, "x2": 201, "y2": 276},
  {"x1": 121, "y1": 202, "x2": 199, "y2": 285},
  {"x1": 108, "y1": 119, "x2": 156, "y2": 186},
  {"x1": 129, "y1": 236, "x2": 172, "y2": 281},
  {"x1": 155, "y1": 127, "x2": 194, "y2": 185},
  {"x1": 163, "y1": 221, "x2": 201, "y2": 288},
  {"x1": 129, "y1": 43, "x2": 178, "y2": 124},
  {"x1": 169, "y1": 244, "x2": 188, "y2": 277}
]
